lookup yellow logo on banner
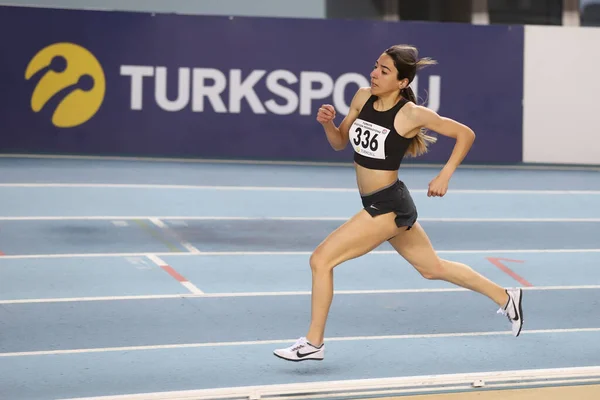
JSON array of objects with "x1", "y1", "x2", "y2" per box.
[{"x1": 25, "y1": 42, "x2": 105, "y2": 128}]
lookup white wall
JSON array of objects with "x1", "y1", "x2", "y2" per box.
[
  {"x1": 0, "y1": 0, "x2": 326, "y2": 18},
  {"x1": 523, "y1": 25, "x2": 600, "y2": 165}
]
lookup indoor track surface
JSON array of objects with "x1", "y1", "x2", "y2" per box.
[{"x1": 1, "y1": 155, "x2": 600, "y2": 400}]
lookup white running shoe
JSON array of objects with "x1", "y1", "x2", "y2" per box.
[
  {"x1": 273, "y1": 337, "x2": 324, "y2": 362},
  {"x1": 497, "y1": 288, "x2": 524, "y2": 337}
]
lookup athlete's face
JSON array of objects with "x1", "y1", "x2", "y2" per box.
[{"x1": 370, "y1": 53, "x2": 408, "y2": 95}]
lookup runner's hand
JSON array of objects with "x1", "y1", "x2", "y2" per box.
[
  {"x1": 428, "y1": 174, "x2": 449, "y2": 197},
  {"x1": 316, "y1": 104, "x2": 336, "y2": 125}
]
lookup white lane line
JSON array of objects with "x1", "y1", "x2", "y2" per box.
[
  {"x1": 1, "y1": 248, "x2": 600, "y2": 260},
  {"x1": 1, "y1": 183, "x2": 600, "y2": 194},
  {"x1": 146, "y1": 255, "x2": 203, "y2": 295},
  {"x1": 147, "y1": 218, "x2": 201, "y2": 254},
  {"x1": 3, "y1": 152, "x2": 600, "y2": 171},
  {"x1": 1, "y1": 216, "x2": 600, "y2": 222},
  {"x1": 148, "y1": 218, "x2": 166, "y2": 228},
  {"x1": 2, "y1": 327, "x2": 600, "y2": 358},
  {"x1": 1, "y1": 285, "x2": 599, "y2": 305}
]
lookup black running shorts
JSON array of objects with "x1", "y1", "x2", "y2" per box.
[{"x1": 360, "y1": 180, "x2": 418, "y2": 229}]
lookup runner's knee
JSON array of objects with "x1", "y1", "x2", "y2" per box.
[
  {"x1": 309, "y1": 248, "x2": 333, "y2": 274},
  {"x1": 412, "y1": 257, "x2": 445, "y2": 280}
]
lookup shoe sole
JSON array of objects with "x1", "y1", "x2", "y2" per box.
[{"x1": 273, "y1": 352, "x2": 324, "y2": 362}]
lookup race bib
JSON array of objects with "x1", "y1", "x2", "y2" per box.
[{"x1": 349, "y1": 118, "x2": 390, "y2": 159}]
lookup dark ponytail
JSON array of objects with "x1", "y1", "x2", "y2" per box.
[
  {"x1": 384, "y1": 45, "x2": 438, "y2": 158},
  {"x1": 402, "y1": 86, "x2": 437, "y2": 157}
]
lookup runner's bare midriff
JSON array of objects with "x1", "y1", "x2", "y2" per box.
[{"x1": 354, "y1": 162, "x2": 399, "y2": 196}]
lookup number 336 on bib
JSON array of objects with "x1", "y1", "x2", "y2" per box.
[{"x1": 349, "y1": 118, "x2": 389, "y2": 160}]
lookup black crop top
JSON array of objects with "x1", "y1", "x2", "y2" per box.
[{"x1": 349, "y1": 95, "x2": 413, "y2": 171}]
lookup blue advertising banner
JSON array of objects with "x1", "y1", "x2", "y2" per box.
[{"x1": 0, "y1": 6, "x2": 524, "y2": 163}]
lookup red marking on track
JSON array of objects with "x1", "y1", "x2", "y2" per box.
[
  {"x1": 160, "y1": 265, "x2": 188, "y2": 283},
  {"x1": 486, "y1": 257, "x2": 532, "y2": 287},
  {"x1": 0, "y1": 251, "x2": 4, "y2": 256}
]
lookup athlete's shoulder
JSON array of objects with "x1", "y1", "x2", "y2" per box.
[
  {"x1": 349, "y1": 87, "x2": 374, "y2": 112},
  {"x1": 355, "y1": 87, "x2": 373, "y2": 101},
  {"x1": 356, "y1": 86, "x2": 372, "y2": 95},
  {"x1": 401, "y1": 102, "x2": 434, "y2": 123}
]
